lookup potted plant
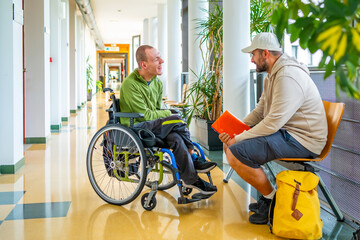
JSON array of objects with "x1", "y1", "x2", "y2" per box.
[
  {"x1": 185, "y1": 0, "x2": 277, "y2": 150},
  {"x1": 86, "y1": 56, "x2": 94, "y2": 101},
  {"x1": 96, "y1": 78, "x2": 103, "y2": 93},
  {"x1": 184, "y1": 2, "x2": 223, "y2": 150}
]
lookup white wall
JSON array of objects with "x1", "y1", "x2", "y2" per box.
[
  {"x1": 25, "y1": 0, "x2": 51, "y2": 139},
  {"x1": 157, "y1": 4, "x2": 167, "y2": 96},
  {"x1": 75, "y1": 13, "x2": 86, "y2": 108},
  {"x1": 50, "y1": 0, "x2": 62, "y2": 127},
  {"x1": 167, "y1": 0, "x2": 182, "y2": 102},
  {"x1": 0, "y1": 0, "x2": 24, "y2": 166},
  {"x1": 69, "y1": 0, "x2": 77, "y2": 112},
  {"x1": 61, "y1": 0, "x2": 70, "y2": 120}
]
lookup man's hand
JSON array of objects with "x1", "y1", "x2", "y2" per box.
[
  {"x1": 169, "y1": 108, "x2": 180, "y2": 114},
  {"x1": 219, "y1": 133, "x2": 236, "y2": 146}
]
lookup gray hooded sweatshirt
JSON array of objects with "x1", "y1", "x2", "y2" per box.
[{"x1": 235, "y1": 53, "x2": 327, "y2": 155}]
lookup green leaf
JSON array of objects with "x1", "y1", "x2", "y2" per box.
[
  {"x1": 324, "y1": 59, "x2": 334, "y2": 79},
  {"x1": 299, "y1": 23, "x2": 314, "y2": 49},
  {"x1": 324, "y1": 0, "x2": 345, "y2": 17},
  {"x1": 289, "y1": 1, "x2": 300, "y2": 20},
  {"x1": 319, "y1": 54, "x2": 328, "y2": 68},
  {"x1": 345, "y1": 0, "x2": 359, "y2": 16},
  {"x1": 271, "y1": 3, "x2": 282, "y2": 25},
  {"x1": 298, "y1": 2, "x2": 310, "y2": 17},
  {"x1": 294, "y1": 17, "x2": 313, "y2": 28},
  {"x1": 308, "y1": 3, "x2": 320, "y2": 15},
  {"x1": 307, "y1": 35, "x2": 319, "y2": 53},
  {"x1": 337, "y1": 67, "x2": 348, "y2": 91},
  {"x1": 288, "y1": 23, "x2": 302, "y2": 43}
]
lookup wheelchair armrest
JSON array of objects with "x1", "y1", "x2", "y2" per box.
[{"x1": 114, "y1": 112, "x2": 145, "y2": 118}]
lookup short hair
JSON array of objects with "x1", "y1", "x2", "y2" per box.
[
  {"x1": 258, "y1": 49, "x2": 282, "y2": 57},
  {"x1": 136, "y1": 45, "x2": 154, "y2": 69},
  {"x1": 268, "y1": 50, "x2": 282, "y2": 56}
]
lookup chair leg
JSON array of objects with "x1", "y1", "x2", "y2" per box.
[
  {"x1": 223, "y1": 168, "x2": 234, "y2": 183},
  {"x1": 316, "y1": 172, "x2": 345, "y2": 221},
  {"x1": 223, "y1": 163, "x2": 276, "y2": 183}
]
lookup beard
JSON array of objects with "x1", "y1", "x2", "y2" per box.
[{"x1": 255, "y1": 58, "x2": 268, "y2": 73}]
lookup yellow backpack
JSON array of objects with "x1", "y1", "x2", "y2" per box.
[{"x1": 269, "y1": 170, "x2": 323, "y2": 239}]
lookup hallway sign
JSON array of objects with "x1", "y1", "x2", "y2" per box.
[{"x1": 105, "y1": 46, "x2": 119, "y2": 52}]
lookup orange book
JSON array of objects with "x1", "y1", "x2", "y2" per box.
[{"x1": 211, "y1": 110, "x2": 250, "y2": 138}]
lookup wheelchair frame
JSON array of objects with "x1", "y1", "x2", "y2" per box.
[{"x1": 86, "y1": 88, "x2": 214, "y2": 211}]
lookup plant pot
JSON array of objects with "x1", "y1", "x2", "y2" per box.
[
  {"x1": 87, "y1": 90, "x2": 92, "y2": 101},
  {"x1": 194, "y1": 117, "x2": 223, "y2": 151}
]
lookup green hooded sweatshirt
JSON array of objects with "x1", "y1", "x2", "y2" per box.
[{"x1": 119, "y1": 69, "x2": 171, "y2": 126}]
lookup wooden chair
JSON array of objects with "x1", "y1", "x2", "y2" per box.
[
  {"x1": 164, "y1": 83, "x2": 189, "y2": 107},
  {"x1": 223, "y1": 100, "x2": 345, "y2": 221},
  {"x1": 163, "y1": 83, "x2": 190, "y2": 117}
]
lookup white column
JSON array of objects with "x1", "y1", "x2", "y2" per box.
[
  {"x1": 157, "y1": 4, "x2": 167, "y2": 96},
  {"x1": 142, "y1": 18, "x2": 149, "y2": 45},
  {"x1": 223, "y1": 0, "x2": 250, "y2": 162},
  {"x1": 149, "y1": 17, "x2": 158, "y2": 47},
  {"x1": 60, "y1": 0, "x2": 70, "y2": 121},
  {"x1": 0, "y1": 0, "x2": 24, "y2": 172},
  {"x1": 75, "y1": 14, "x2": 85, "y2": 109},
  {"x1": 188, "y1": 0, "x2": 208, "y2": 133},
  {"x1": 69, "y1": 0, "x2": 77, "y2": 113},
  {"x1": 24, "y1": 0, "x2": 51, "y2": 143},
  {"x1": 50, "y1": 0, "x2": 62, "y2": 130},
  {"x1": 167, "y1": 0, "x2": 181, "y2": 101},
  {"x1": 78, "y1": 16, "x2": 86, "y2": 107}
]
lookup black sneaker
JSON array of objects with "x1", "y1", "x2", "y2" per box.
[
  {"x1": 249, "y1": 195, "x2": 269, "y2": 213},
  {"x1": 249, "y1": 196, "x2": 272, "y2": 224},
  {"x1": 184, "y1": 178, "x2": 217, "y2": 195},
  {"x1": 193, "y1": 157, "x2": 217, "y2": 173}
]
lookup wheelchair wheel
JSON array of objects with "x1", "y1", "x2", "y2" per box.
[
  {"x1": 141, "y1": 193, "x2": 157, "y2": 211},
  {"x1": 145, "y1": 153, "x2": 177, "y2": 191},
  {"x1": 87, "y1": 124, "x2": 147, "y2": 206}
]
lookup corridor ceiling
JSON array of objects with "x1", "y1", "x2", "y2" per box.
[{"x1": 91, "y1": 0, "x2": 166, "y2": 44}]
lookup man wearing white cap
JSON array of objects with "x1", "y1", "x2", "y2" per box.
[{"x1": 219, "y1": 32, "x2": 327, "y2": 224}]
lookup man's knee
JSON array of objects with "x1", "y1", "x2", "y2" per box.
[{"x1": 225, "y1": 147, "x2": 238, "y2": 166}]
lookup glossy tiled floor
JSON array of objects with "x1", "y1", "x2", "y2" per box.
[{"x1": 0, "y1": 84, "x2": 357, "y2": 239}]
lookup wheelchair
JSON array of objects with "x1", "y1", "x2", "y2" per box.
[{"x1": 86, "y1": 88, "x2": 215, "y2": 211}]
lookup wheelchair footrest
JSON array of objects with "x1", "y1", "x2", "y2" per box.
[
  {"x1": 192, "y1": 192, "x2": 213, "y2": 200},
  {"x1": 177, "y1": 196, "x2": 201, "y2": 204}
]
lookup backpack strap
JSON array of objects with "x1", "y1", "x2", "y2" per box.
[{"x1": 291, "y1": 180, "x2": 303, "y2": 221}]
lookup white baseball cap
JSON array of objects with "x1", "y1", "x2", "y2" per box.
[{"x1": 241, "y1": 32, "x2": 282, "y2": 53}]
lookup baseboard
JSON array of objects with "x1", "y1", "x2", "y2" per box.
[
  {"x1": 0, "y1": 157, "x2": 25, "y2": 174},
  {"x1": 24, "y1": 137, "x2": 47, "y2": 144},
  {"x1": 51, "y1": 123, "x2": 62, "y2": 130}
]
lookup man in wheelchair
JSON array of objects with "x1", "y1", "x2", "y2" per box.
[{"x1": 119, "y1": 45, "x2": 217, "y2": 195}]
